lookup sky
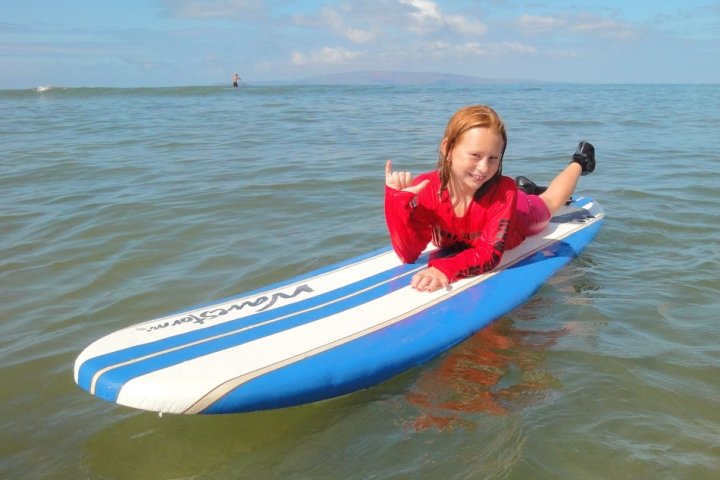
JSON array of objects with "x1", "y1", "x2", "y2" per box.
[{"x1": 1, "y1": 0, "x2": 719, "y2": 88}]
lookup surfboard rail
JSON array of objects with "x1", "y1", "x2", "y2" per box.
[{"x1": 74, "y1": 197, "x2": 604, "y2": 414}]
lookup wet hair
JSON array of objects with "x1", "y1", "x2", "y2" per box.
[{"x1": 436, "y1": 105, "x2": 507, "y2": 198}]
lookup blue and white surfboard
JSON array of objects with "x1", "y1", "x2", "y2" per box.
[{"x1": 74, "y1": 197, "x2": 604, "y2": 414}]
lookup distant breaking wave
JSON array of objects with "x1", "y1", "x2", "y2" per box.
[
  {"x1": 0, "y1": 85, "x2": 239, "y2": 99},
  {"x1": 19, "y1": 85, "x2": 242, "y2": 97},
  {"x1": 1, "y1": 83, "x2": 497, "y2": 101}
]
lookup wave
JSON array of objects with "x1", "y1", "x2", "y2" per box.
[
  {"x1": 0, "y1": 84, "x2": 323, "y2": 100},
  {"x1": 1, "y1": 84, "x2": 415, "y2": 100},
  {"x1": 0, "y1": 85, "x2": 237, "y2": 100}
]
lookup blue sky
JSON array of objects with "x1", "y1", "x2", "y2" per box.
[{"x1": 1, "y1": 0, "x2": 719, "y2": 88}]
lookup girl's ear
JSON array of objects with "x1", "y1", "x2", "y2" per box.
[{"x1": 440, "y1": 138, "x2": 450, "y2": 162}]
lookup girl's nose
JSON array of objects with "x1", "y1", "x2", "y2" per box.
[{"x1": 476, "y1": 158, "x2": 491, "y2": 173}]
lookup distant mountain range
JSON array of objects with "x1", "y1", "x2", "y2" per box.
[{"x1": 289, "y1": 71, "x2": 541, "y2": 86}]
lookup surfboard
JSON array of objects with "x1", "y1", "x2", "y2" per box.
[{"x1": 74, "y1": 197, "x2": 604, "y2": 414}]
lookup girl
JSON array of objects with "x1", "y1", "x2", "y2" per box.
[{"x1": 385, "y1": 105, "x2": 595, "y2": 292}]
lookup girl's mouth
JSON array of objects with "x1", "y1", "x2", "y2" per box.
[{"x1": 467, "y1": 172, "x2": 485, "y2": 183}]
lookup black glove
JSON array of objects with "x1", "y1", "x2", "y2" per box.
[{"x1": 572, "y1": 141, "x2": 595, "y2": 175}]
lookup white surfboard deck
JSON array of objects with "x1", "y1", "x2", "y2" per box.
[{"x1": 74, "y1": 197, "x2": 604, "y2": 414}]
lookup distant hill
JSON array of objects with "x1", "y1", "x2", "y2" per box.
[{"x1": 292, "y1": 71, "x2": 539, "y2": 86}]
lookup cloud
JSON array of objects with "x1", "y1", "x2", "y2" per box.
[
  {"x1": 516, "y1": 15, "x2": 565, "y2": 34},
  {"x1": 290, "y1": 0, "x2": 488, "y2": 53},
  {"x1": 515, "y1": 13, "x2": 639, "y2": 40},
  {"x1": 291, "y1": 47, "x2": 363, "y2": 65},
  {"x1": 316, "y1": 7, "x2": 378, "y2": 44},
  {"x1": 399, "y1": 0, "x2": 487, "y2": 36},
  {"x1": 401, "y1": 0, "x2": 442, "y2": 29},
  {"x1": 444, "y1": 14, "x2": 487, "y2": 36},
  {"x1": 570, "y1": 14, "x2": 638, "y2": 39},
  {"x1": 159, "y1": 0, "x2": 264, "y2": 19},
  {"x1": 428, "y1": 40, "x2": 536, "y2": 57},
  {"x1": 291, "y1": 4, "x2": 383, "y2": 44}
]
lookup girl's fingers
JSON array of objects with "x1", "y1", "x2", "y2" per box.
[
  {"x1": 404, "y1": 179, "x2": 429, "y2": 195},
  {"x1": 412, "y1": 272, "x2": 433, "y2": 292},
  {"x1": 385, "y1": 160, "x2": 416, "y2": 191},
  {"x1": 411, "y1": 272, "x2": 424, "y2": 290},
  {"x1": 411, "y1": 268, "x2": 449, "y2": 292}
]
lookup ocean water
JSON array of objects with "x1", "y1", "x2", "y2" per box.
[{"x1": 1, "y1": 83, "x2": 719, "y2": 479}]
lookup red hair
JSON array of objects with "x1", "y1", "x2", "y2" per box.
[{"x1": 437, "y1": 105, "x2": 507, "y2": 197}]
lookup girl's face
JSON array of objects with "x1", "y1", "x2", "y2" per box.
[{"x1": 444, "y1": 127, "x2": 504, "y2": 197}]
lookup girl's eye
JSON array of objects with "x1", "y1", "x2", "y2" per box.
[{"x1": 473, "y1": 154, "x2": 499, "y2": 161}]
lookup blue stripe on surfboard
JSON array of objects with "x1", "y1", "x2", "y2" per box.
[
  {"x1": 157, "y1": 246, "x2": 394, "y2": 319},
  {"x1": 201, "y1": 220, "x2": 603, "y2": 413},
  {"x1": 77, "y1": 253, "x2": 426, "y2": 393},
  {"x1": 88, "y1": 259, "x2": 426, "y2": 402}
]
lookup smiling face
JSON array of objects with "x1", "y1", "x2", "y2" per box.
[
  {"x1": 444, "y1": 127, "x2": 505, "y2": 198},
  {"x1": 435, "y1": 105, "x2": 507, "y2": 199}
]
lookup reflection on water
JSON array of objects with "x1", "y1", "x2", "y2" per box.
[{"x1": 404, "y1": 310, "x2": 568, "y2": 431}]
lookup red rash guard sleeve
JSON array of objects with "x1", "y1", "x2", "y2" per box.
[
  {"x1": 429, "y1": 177, "x2": 518, "y2": 282},
  {"x1": 384, "y1": 185, "x2": 433, "y2": 264}
]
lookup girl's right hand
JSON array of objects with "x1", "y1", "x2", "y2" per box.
[
  {"x1": 411, "y1": 266, "x2": 449, "y2": 292},
  {"x1": 385, "y1": 160, "x2": 429, "y2": 194}
]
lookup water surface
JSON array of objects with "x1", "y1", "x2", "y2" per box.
[{"x1": 1, "y1": 83, "x2": 718, "y2": 479}]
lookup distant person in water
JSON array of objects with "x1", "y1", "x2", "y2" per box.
[
  {"x1": 385, "y1": 105, "x2": 596, "y2": 292},
  {"x1": 232, "y1": 73, "x2": 241, "y2": 88}
]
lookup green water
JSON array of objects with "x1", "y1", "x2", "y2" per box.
[{"x1": 1, "y1": 84, "x2": 718, "y2": 479}]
